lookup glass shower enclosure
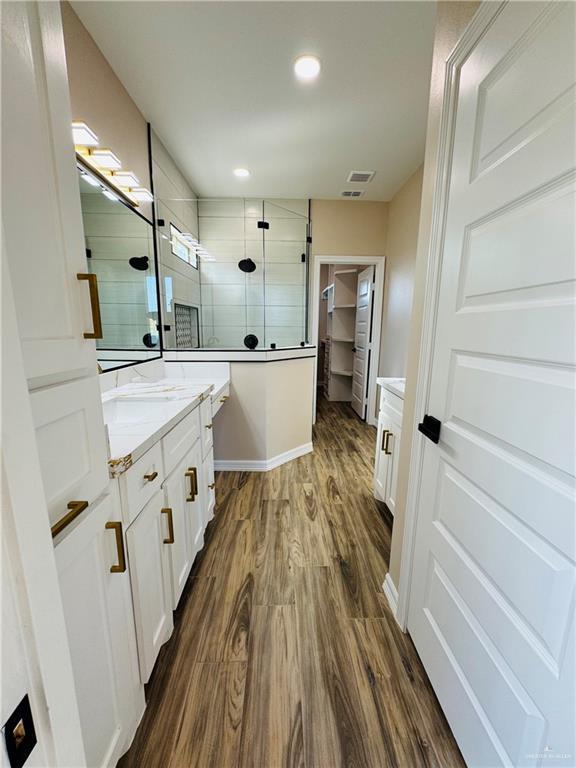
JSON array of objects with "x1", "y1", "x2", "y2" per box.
[{"x1": 195, "y1": 198, "x2": 309, "y2": 349}]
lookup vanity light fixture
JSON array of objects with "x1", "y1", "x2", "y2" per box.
[
  {"x1": 130, "y1": 187, "x2": 154, "y2": 203},
  {"x1": 72, "y1": 121, "x2": 99, "y2": 147},
  {"x1": 233, "y1": 168, "x2": 250, "y2": 178},
  {"x1": 294, "y1": 55, "x2": 321, "y2": 81},
  {"x1": 111, "y1": 171, "x2": 140, "y2": 189},
  {"x1": 80, "y1": 171, "x2": 100, "y2": 187},
  {"x1": 87, "y1": 148, "x2": 122, "y2": 170}
]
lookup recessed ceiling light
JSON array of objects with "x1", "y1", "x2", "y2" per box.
[
  {"x1": 294, "y1": 55, "x2": 321, "y2": 81},
  {"x1": 233, "y1": 168, "x2": 250, "y2": 178}
]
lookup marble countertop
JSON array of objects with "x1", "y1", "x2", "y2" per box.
[
  {"x1": 102, "y1": 376, "x2": 229, "y2": 470},
  {"x1": 376, "y1": 377, "x2": 406, "y2": 400}
]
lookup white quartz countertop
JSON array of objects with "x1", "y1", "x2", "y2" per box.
[
  {"x1": 102, "y1": 376, "x2": 229, "y2": 469},
  {"x1": 376, "y1": 377, "x2": 406, "y2": 399}
]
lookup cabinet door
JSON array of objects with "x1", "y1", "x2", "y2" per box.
[
  {"x1": 384, "y1": 424, "x2": 400, "y2": 517},
  {"x1": 374, "y1": 416, "x2": 390, "y2": 502},
  {"x1": 126, "y1": 490, "x2": 173, "y2": 683},
  {"x1": 54, "y1": 493, "x2": 144, "y2": 768},
  {"x1": 162, "y1": 455, "x2": 195, "y2": 610},
  {"x1": 200, "y1": 396, "x2": 214, "y2": 459},
  {"x1": 186, "y1": 441, "x2": 206, "y2": 560},
  {"x1": 30, "y1": 377, "x2": 109, "y2": 528},
  {"x1": 2, "y1": 2, "x2": 98, "y2": 386},
  {"x1": 201, "y1": 449, "x2": 216, "y2": 527}
]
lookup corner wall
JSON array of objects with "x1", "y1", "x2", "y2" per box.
[{"x1": 379, "y1": 166, "x2": 424, "y2": 378}]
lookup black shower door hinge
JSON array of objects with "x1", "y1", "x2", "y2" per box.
[
  {"x1": 307, "y1": 235, "x2": 312, "y2": 243},
  {"x1": 257, "y1": 221, "x2": 270, "y2": 230}
]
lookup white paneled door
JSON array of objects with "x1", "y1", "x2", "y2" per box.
[
  {"x1": 408, "y1": 3, "x2": 576, "y2": 767},
  {"x1": 351, "y1": 266, "x2": 374, "y2": 419}
]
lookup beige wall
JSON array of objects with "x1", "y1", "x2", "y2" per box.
[
  {"x1": 61, "y1": 2, "x2": 152, "y2": 218},
  {"x1": 311, "y1": 200, "x2": 388, "y2": 257},
  {"x1": 379, "y1": 166, "x2": 424, "y2": 377},
  {"x1": 388, "y1": 0, "x2": 480, "y2": 588},
  {"x1": 213, "y1": 358, "x2": 314, "y2": 462}
]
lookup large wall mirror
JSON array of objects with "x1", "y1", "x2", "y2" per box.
[{"x1": 77, "y1": 165, "x2": 162, "y2": 370}]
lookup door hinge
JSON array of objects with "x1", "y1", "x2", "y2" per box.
[{"x1": 257, "y1": 221, "x2": 270, "y2": 230}]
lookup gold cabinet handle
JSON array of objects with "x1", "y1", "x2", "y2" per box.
[
  {"x1": 105, "y1": 521, "x2": 126, "y2": 573},
  {"x1": 51, "y1": 500, "x2": 89, "y2": 538},
  {"x1": 77, "y1": 273, "x2": 103, "y2": 339},
  {"x1": 381, "y1": 429, "x2": 389, "y2": 452},
  {"x1": 161, "y1": 508, "x2": 175, "y2": 544},
  {"x1": 205, "y1": 423, "x2": 213, "y2": 430},
  {"x1": 143, "y1": 471, "x2": 158, "y2": 482},
  {"x1": 384, "y1": 431, "x2": 393, "y2": 456},
  {"x1": 219, "y1": 395, "x2": 229, "y2": 403},
  {"x1": 185, "y1": 467, "x2": 198, "y2": 501},
  {"x1": 208, "y1": 482, "x2": 215, "y2": 490}
]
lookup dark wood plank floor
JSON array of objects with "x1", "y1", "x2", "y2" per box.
[{"x1": 120, "y1": 396, "x2": 464, "y2": 768}]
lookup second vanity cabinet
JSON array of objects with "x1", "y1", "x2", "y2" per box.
[{"x1": 374, "y1": 381, "x2": 404, "y2": 515}]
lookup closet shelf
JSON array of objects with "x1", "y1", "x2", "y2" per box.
[
  {"x1": 333, "y1": 268, "x2": 358, "y2": 276},
  {"x1": 331, "y1": 368, "x2": 353, "y2": 377},
  {"x1": 333, "y1": 303, "x2": 356, "y2": 309},
  {"x1": 332, "y1": 337, "x2": 354, "y2": 343}
]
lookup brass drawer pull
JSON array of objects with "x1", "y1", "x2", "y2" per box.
[
  {"x1": 77, "y1": 273, "x2": 103, "y2": 339},
  {"x1": 208, "y1": 482, "x2": 215, "y2": 490},
  {"x1": 185, "y1": 467, "x2": 198, "y2": 501},
  {"x1": 105, "y1": 521, "x2": 126, "y2": 573},
  {"x1": 384, "y1": 431, "x2": 393, "y2": 456},
  {"x1": 143, "y1": 471, "x2": 158, "y2": 482},
  {"x1": 205, "y1": 423, "x2": 213, "y2": 430},
  {"x1": 161, "y1": 508, "x2": 175, "y2": 544},
  {"x1": 51, "y1": 500, "x2": 89, "y2": 538},
  {"x1": 220, "y1": 395, "x2": 229, "y2": 403},
  {"x1": 381, "y1": 429, "x2": 389, "y2": 452}
]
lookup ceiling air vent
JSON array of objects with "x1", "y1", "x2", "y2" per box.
[
  {"x1": 347, "y1": 170, "x2": 375, "y2": 183},
  {"x1": 341, "y1": 190, "x2": 365, "y2": 198}
]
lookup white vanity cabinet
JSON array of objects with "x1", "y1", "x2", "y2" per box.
[
  {"x1": 54, "y1": 491, "x2": 144, "y2": 767},
  {"x1": 125, "y1": 489, "x2": 174, "y2": 684},
  {"x1": 373, "y1": 380, "x2": 404, "y2": 515},
  {"x1": 162, "y1": 439, "x2": 204, "y2": 610}
]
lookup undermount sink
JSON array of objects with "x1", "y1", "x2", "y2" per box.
[{"x1": 102, "y1": 396, "x2": 181, "y2": 426}]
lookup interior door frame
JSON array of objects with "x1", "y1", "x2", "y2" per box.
[
  {"x1": 395, "y1": 1, "x2": 505, "y2": 631},
  {"x1": 310, "y1": 255, "x2": 385, "y2": 426}
]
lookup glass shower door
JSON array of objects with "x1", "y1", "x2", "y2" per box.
[{"x1": 263, "y1": 200, "x2": 308, "y2": 347}]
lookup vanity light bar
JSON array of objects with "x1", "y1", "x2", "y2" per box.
[
  {"x1": 87, "y1": 148, "x2": 122, "y2": 170},
  {"x1": 72, "y1": 121, "x2": 99, "y2": 147},
  {"x1": 130, "y1": 187, "x2": 154, "y2": 203},
  {"x1": 111, "y1": 171, "x2": 140, "y2": 189}
]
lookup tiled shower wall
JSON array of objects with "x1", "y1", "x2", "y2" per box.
[{"x1": 198, "y1": 199, "x2": 308, "y2": 348}]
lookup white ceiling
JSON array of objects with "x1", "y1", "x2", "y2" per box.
[{"x1": 71, "y1": 1, "x2": 436, "y2": 201}]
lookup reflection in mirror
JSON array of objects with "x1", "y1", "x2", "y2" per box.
[{"x1": 77, "y1": 167, "x2": 161, "y2": 370}]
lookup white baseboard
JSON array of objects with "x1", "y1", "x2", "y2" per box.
[
  {"x1": 383, "y1": 572, "x2": 401, "y2": 626},
  {"x1": 214, "y1": 442, "x2": 313, "y2": 473}
]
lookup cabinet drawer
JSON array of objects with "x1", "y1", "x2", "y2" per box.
[
  {"x1": 162, "y1": 407, "x2": 201, "y2": 477},
  {"x1": 30, "y1": 376, "x2": 109, "y2": 528},
  {"x1": 380, "y1": 389, "x2": 404, "y2": 423},
  {"x1": 200, "y1": 396, "x2": 214, "y2": 459},
  {"x1": 211, "y1": 383, "x2": 230, "y2": 417},
  {"x1": 119, "y1": 443, "x2": 164, "y2": 526}
]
